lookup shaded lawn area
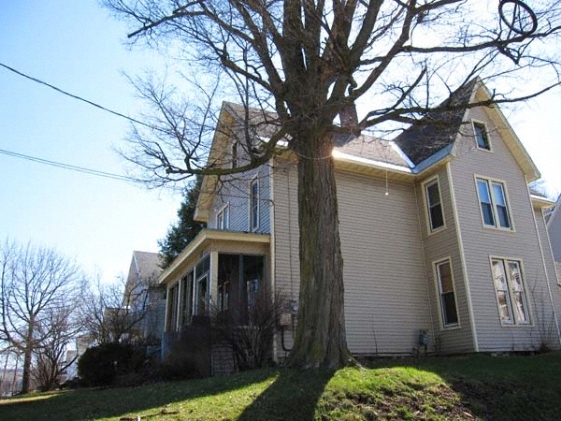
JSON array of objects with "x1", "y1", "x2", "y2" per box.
[{"x1": 1, "y1": 352, "x2": 560, "y2": 421}]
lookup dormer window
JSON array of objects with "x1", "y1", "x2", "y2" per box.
[
  {"x1": 231, "y1": 141, "x2": 238, "y2": 168},
  {"x1": 249, "y1": 177, "x2": 260, "y2": 231},
  {"x1": 473, "y1": 121, "x2": 491, "y2": 151}
]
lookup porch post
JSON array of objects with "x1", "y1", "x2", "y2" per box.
[{"x1": 210, "y1": 251, "x2": 219, "y2": 310}]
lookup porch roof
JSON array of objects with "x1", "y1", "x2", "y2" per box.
[{"x1": 158, "y1": 229, "x2": 271, "y2": 286}]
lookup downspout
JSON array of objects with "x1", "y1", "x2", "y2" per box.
[{"x1": 413, "y1": 182, "x2": 437, "y2": 352}]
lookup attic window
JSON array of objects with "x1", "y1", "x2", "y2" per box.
[{"x1": 473, "y1": 121, "x2": 491, "y2": 151}]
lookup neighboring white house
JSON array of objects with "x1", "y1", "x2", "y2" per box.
[
  {"x1": 124, "y1": 251, "x2": 166, "y2": 349},
  {"x1": 157, "y1": 79, "x2": 561, "y2": 372},
  {"x1": 546, "y1": 194, "x2": 561, "y2": 287}
]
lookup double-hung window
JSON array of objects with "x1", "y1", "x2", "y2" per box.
[
  {"x1": 249, "y1": 177, "x2": 260, "y2": 231},
  {"x1": 435, "y1": 259, "x2": 459, "y2": 327},
  {"x1": 491, "y1": 258, "x2": 530, "y2": 325},
  {"x1": 216, "y1": 204, "x2": 230, "y2": 230},
  {"x1": 476, "y1": 178, "x2": 512, "y2": 229},
  {"x1": 424, "y1": 178, "x2": 445, "y2": 232},
  {"x1": 473, "y1": 121, "x2": 491, "y2": 150}
]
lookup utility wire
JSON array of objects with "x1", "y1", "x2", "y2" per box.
[
  {"x1": 0, "y1": 148, "x2": 138, "y2": 183},
  {"x1": 0, "y1": 61, "x2": 155, "y2": 130}
]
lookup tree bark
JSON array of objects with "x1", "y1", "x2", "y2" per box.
[
  {"x1": 21, "y1": 325, "x2": 34, "y2": 394},
  {"x1": 288, "y1": 131, "x2": 353, "y2": 368}
]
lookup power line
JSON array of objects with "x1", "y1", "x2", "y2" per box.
[
  {"x1": 0, "y1": 148, "x2": 138, "y2": 183},
  {"x1": 0, "y1": 61, "x2": 154, "y2": 130}
]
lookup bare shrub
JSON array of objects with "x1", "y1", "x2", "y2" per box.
[{"x1": 211, "y1": 289, "x2": 286, "y2": 371}]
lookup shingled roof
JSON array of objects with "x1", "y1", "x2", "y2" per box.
[
  {"x1": 334, "y1": 133, "x2": 410, "y2": 168},
  {"x1": 393, "y1": 79, "x2": 478, "y2": 165}
]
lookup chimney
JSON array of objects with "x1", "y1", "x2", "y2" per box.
[{"x1": 339, "y1": 102, "x2": 361, "y2": 136}]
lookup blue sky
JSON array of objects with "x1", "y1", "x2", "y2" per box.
[
  {"x1": 1, "y1": 1, "x2": 560, "y2": 282},
  {"x1": 0, "y1": 1, "x2": 180, "y2": 281}
]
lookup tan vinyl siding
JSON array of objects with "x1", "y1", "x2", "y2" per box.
[
  {"x1": 450, "y1": 106, "x2": 561, "y2": 351},
  {"x1": 417, "y1": 168, "x2": 475, "y2": 353},
  {"x1": 271, "y1": 160, "x2": 300, "y2": 356},
  {"x1": 337, "y1": 171, "x2": 431, "y2": 355},
  {"x1": 273, "y1": 158, "x2": 433, "y2": 356}
]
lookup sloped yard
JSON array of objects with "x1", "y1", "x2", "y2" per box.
[{"x1": 1, "y1": 352, "x2": 560, "y2": 421}]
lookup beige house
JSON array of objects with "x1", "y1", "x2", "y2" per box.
[{"x1": 159, "y1": 79, "x2": 561, "y2": 367}]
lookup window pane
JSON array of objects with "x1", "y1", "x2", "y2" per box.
[
  {"x1": 496, "y1": 205, "x2": 510, "y2": 228},
  {"x1": 474, "y1": 123, "x2": 490, "y2": 150},
  {"x1": 430, "y1": 205, "x2": 444, "y2": 230},
  {"x1": 492, "y1": 260, "x2": 512, "y2": 322},
  {"x1": 497, "y1": 291, "x2": 512, "y2": 321},
  {"x1": 477, "y1": 180, "x2": 495, "y2": 226},
  {"x1": 250, "y1": 180, "x2": 259, "y2": 230},
  {"x1": 481, "y1": 203, "x2": 495, "y2": 226},
  {"x1": 437, "y1": 261, "x2": 458, "y2": 326},
  {"x1": 426, "y1": 181, "x2": 444, "y2": 230},
  {"x1": 477, "y1": 180, "x2": 491, "y2": 203},
  {"x1": 438, "y1": 262, "x2": 453, "y2": 292},
  {"x1": 492, "y1": 183, "x2": 506, "y2": 206},
  {"x1": 427, "y1": 182, "x2": 440, "y2": 206},
  {"x1": 507, "y1": 261, "x2": 529, "y2": 323},
  {"x1": 492, "y1": 183, "x2": 511, "y2": 228},
  {"x1": 442, "y1": 292, "x2": 459, "y2": 325}
]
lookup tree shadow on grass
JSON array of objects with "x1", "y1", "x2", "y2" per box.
[
  {"x1": 0, "y1": 369, "x2": 277, "y2": 421},
  {"x1": 237, "y1": 368, "x2": 334, "y2": 421}
]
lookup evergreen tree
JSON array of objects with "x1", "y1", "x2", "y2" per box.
[{"x1": 158, "y1": 176, "x2": 205, "y2": 268}]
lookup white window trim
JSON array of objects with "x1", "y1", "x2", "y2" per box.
[
  {"x1": 433, "y1": 257, "x2": 461, "y2": 330},
  {"x1": 422, "y1": 176, "x2": 446, "y2": 234},
  {"x1": 249, "y1": 175, "x2": 260, "y2": 232},
  {"x1": 489, "y1": 256, "x2": 532, "y2": 327},
  {"x1": 216, "y1": 203, "x2": 230, "y2": 230},
  {"x1": 471, "y1": 119, "x2": 493, "y2": 152},
  {"x1": 474, "y1": 175, "x2": 515, "y2": 231}
]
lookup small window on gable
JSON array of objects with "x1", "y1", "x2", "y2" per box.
[
  {"x1": 425, "y1": 179, "x2": 445, "y2": 232},
  {"x1": 473, "y1": 121, "x2": 491, "y2": 151},
  {"x1": 249, "y1": 178, "x2": 260, "y2": 231},
  {"x1": 435, "y1": 259, "x2": 459, "y2": 328},
  {"x1": 216, "y1": 204, "x2": 230, "y2": 230}
]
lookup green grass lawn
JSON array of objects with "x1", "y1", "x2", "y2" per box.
[{"x1": 1, "y1": 352, "x2": 560, "y2": 421}]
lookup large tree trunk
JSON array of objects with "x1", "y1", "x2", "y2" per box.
[
  {"x1": 288, "y1": 131, "x2": 353, "y2": 368},
  {"x1": 21, "y1": 342, "x2": 33, "y2": 393}
]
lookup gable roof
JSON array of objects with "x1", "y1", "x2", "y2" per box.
[
  {"x1": 393, "y1": 79, "x2": 476, "y2": 165},
  {"x1": 195, "y1": 80, "x2": 543, "y2": 219},
  {"x1": 130, "y1": 251, "x2": 163, "y2": 284}
]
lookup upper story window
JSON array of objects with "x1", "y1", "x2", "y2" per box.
[
  {"x1": 491, "y1": 258, "x2": 530, "y2": 325},
  {"x1": 249, "y1": 177, "x2": 260, "y2": 231},
  {"x1": 424, "y1": 178, "x2": 445, "y2": 232},
  {"x1": 216, "y1": 204, "x2": 230, "y2": 230},
  {"x1": 476, "y1": 178, "x2": 512, "y2": 229},
  {"x1": 473, "y1": 121, "x2": 491, "y2": 151},
  {"x1": 434, "y1": 259, "x2": 459, "y2": 328}
]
